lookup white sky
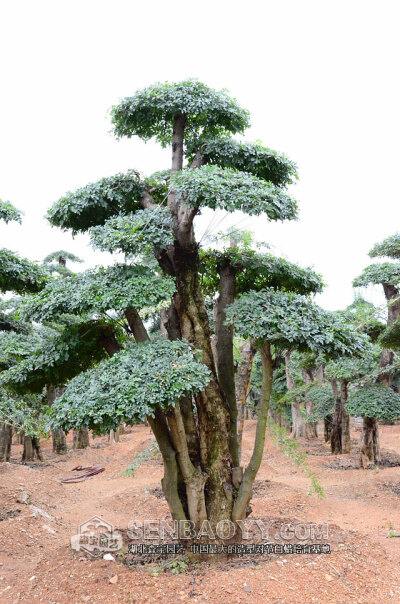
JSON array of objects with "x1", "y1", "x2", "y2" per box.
[{"x1": 1, "y1": 0, "x2": 399, "y2": 311}]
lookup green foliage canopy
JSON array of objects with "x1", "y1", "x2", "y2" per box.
[
  {"x1": 89, "y1": 208, "x2": 174, "y2": 256},
  {"x1": 346, "y1": 384, "x2": 400, "y2": 421},
  {"x1": 22, "y1": 264, "x2": 175, "y2": 321},
  {"x1": 186, "y1": 137, "x2": 297, "y2": 187},
  {"x1": 225, "y1": 289, "x2": 368, "y2": 357},
  {"x1": 0, "y1": 322, "x2": 109, "y2": 393},
  {"x1": 0, "y1": 249, "x2": 47, "y2": 294},
  {"x1": 369, "y1": 234, "x2": 400, "y2": 259},
  {"x1": 199, "y1": 249, "x2": 323, "y2": 297},
  {"x1": 50, "y1": 339, "x2": 211, "y2": 434},
  {"x1": 47, "y1": 171, "x2": 145, "y2": 233},
  {"x1": 111, "y1": 79, "x2": 250, "y2": 145},
  {"x1": 353, "y1": 263, "x2": 400, "y2": 288},
  {"x1": 172, "y1": 166, "x2": 298, "y2": 220}
]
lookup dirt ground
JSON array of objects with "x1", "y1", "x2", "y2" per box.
[{"x1": 1, "y1": 421, "x2": 400, "y2": 603}]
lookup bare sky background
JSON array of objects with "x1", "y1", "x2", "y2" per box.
[{"x1": 1, "y1": 0, "x2": 399, "y2": 311}]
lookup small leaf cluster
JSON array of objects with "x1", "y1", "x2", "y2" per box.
[
  {"x1": 379, "y1": 319, "x2": 400, "y2": 350},
  {"x1": 89, "y1": 208, "x2": 174, "y2": 256},
  {"x1": 306, "y1": 385, "x2": 336, "y2": 422},
  {"x1": 0, "y1": 249, "x2": 47, "y2": 294},
  {"x1": 324, "y1": 346, "x2": 379, "y2": 382},
  {"x1": 50, "y1": 339, "x2": 211, "y2": 434},
  {"x1": 43, "y1": 250, "x2": 83, "y2": 265},
  {"x1": 0, "y1": 199, "x2": 22, "y2": 224}
]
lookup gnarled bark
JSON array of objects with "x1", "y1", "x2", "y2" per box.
[
  {"x1": 214, "y1": 261, "x2": 239, "y2": 466},
  {"x1": 236, "y1": 340, "x2": 257, "y2": 462},
  {"x1": 232, "y1": 343, "x2": 273, "y2": 521},
  {"x1": 22, "y1": 436, "x2": 43, "y2": 461},
  {"x1": 286, "y1": 353, "x2": 306, "y2": 439},
  {"x1": 167, "y1": 405, "x2": 207, "y2": 529},
  {"x1": 73, "y1": 428, "x2": 90, "y2": 449},
  {"x1": 330, "y1": 379, "x2": 351, "y2": 454},
  {"x1": 0, "y1": 422, "x2": 12, "y2": 462},
  {"x1": 48, "y1": 386, "x2": 68, "y2": 454},
  {"x1": 147, "y1": 408, "x2": 186, "y2": 523},
  {"x1": 359, "y1": 417, "x2": 380, "y2": 467},
  {"x1": 302, "y1": 369, "x2": 317, "y2": 439}
]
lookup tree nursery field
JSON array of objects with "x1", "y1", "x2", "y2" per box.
[{"x1": 1, "y1": 421, "x2": 400, "y2": 602}]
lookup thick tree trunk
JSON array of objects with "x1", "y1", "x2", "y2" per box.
[
  {"x1": 330, "y1": 379, "x2": 351, "y2": 454},
  {"x1": 291, "y1": 402, "x2": 307, "y2": 438},
  {"x1": 108, "y1": 424, "x2": 124, "y2": 443},
  {"x1": 73, "y1": 428, "x2": 90, "y2": 449},
  {"x1": 160, "y1": 301, "x2": 201, "y2": 468},
  {"x1": 324, "y1": 415, "x2": 333, "y2": 442},
  {"x1": 167, "y1": 405, "x2": 207, "y2": 529},
  {"x1": 302, "y1": 369, "x2": 317, "y2": 439},
  {"x1": 340, "y1": 380, "x2": 351, "y2": 454},
  {"x1": 0, "y1": 423, "x2": 12, "y2": 462},
  {"x1": 330, "y1": 379, "x2": 342, "y2": 454},
  {"x1": 286, "y1": 354, "x2": 306, "y2": 438},
  {"x1": 214, "y1": 261, "x2": 239, "y2": 467},
  {"x1": 236, "y1": 340, "x2": 257, "y2": 462},
  {"x1": 148, "y1": 408, "x2": 186, "y2": 524},
  {"x1": 47, "y1": 386, "x2": 68, "y2": 454},
  {"x1": 161, "y1": 115, "x2": 234, "y2": 525},
  {"x1": 232, "y1": 343, "x2": 273, "y2": 521},
  {"x1": 22, "y1": 436, "x2": 43, "y2": 461},
  {"x1": 52, "y1": 429, "x2": 67, "y2": 454},
  {"x1": 172, "y1": 244, "x2": 234, "y2": 524},
  {"x1": 359, "y1": 417, "x2": 380, "y2": 467}
]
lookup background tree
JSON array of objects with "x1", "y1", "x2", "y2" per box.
[
  {"x1": 346, "y1": 384, "x2": 400, "y2": 467},
  {"x1": 225, "y1": 288, "x2": 367, "y2": 519},
  {"x1": 198, "y1": 228, "x2": 322, "y2": 460},
  {"x1": 42, "y1": 249, "x2": 85, "y2": 451},
  {"x1": 354, "y1": 235, "x2": 400, "y2": 389},
  {"x1": 0, "y1": 199, "x2": 46, "y2": 461}
]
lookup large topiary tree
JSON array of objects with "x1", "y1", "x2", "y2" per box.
[{"x1": 23, "y1": 80, "x2": 352, "y2": 532}]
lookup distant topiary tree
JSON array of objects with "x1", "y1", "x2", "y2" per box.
[
  {"x1": 346, "y1": 384, "x2": 400, "y2": 466},
  {"x1": 0, "y1": 200, "x2": 46, "y2": 461},
  {"x1": 354, "y1": 235, "x2": 400, "y2": 388}
]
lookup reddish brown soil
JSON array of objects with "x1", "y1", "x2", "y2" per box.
[{"x1": 1, "y1": 422, "x2": 400, "y2": 602}]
